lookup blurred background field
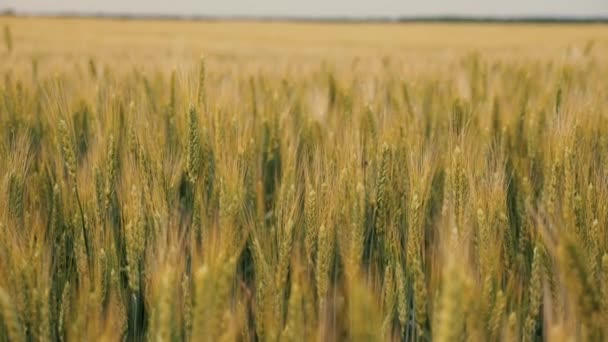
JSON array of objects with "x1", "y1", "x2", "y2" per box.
[{"x1": 2, "y1": 17, "x2": 608, "y2": 72}]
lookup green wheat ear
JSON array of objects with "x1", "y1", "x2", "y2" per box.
[
  {"x1": 58, "y1": 119, "x2": 77, "y2": 181},
  {"x1": 525, "y1": 245, "x2": 543, "y2": 341},
  {"x1": 375, "y1": 142, "x2": 390, "y2": 238},
  {"x1": 7, "y1": 171, "x2": 24, "y2": 221},
  {"x1": 186, "y1": 105, "x2": 201, "y2": 184},
  {"x1": 104, "y1": 135, "x2": 117, "y2": 214}
]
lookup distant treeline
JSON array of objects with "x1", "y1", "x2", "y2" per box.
[{"x1": 2, "y1": 9, "x2": 608, "y2": 24}]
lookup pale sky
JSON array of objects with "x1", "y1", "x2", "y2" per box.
[{"x1": 3, "y1": 0, "x2": 608, "y2": 18}]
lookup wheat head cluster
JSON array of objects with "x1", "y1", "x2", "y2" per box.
[{"x1": 0, "y1": 19, "x2": 608, "y2": 342}]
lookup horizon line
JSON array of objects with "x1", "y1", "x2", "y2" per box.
[{"x1": 2, "y1": 9, "x2": 608, "y2": 24}]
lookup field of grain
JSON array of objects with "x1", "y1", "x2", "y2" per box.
[{"x1": 1, "y1": 17, "x2": 608, "y2": 341}]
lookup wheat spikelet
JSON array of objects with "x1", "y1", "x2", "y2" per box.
[
  {"x1": 558, "y1": 237, "x2": 602, "y2": 338},
  {"x1": 382, "y1": 263, "x2": 396, "y2": 337},
  {"x1": 0, "y1": 286, "x2": 24, "y2": 342},
  {"x1": 109, "y1": 294, "x2": 127, "y2": 342},
  {"x1": 407, "y1": 191, "x2": 421, "y2": 263},
  {"x1": 104, "y1": 135, "x2": 117, "y2": 214},
  {"x1": 7, "y1": 171, "x2": 24, "y2": 221},
  {"x1": 182, "y1": 275, "x2": 192, "y2": 341},
  {"x1": 395, "y1": 261, "x2": 408, "y2": 335},
  {"x1": 72, "y1": 213, "x2": 89, "y2": 281},
  {"x1": 58, "y1": 119, "x2": 77, "y2": 180},
  {"x1": 489, "y1": 290, "x2": 506, "y2": 340},
  {"x1": 305, "y1": 188, "x2": 317, "y2": 267},
  {"x1": 37, "y1": 286, "x2": 51, "y2": 342},
  {"x1": 251, "y1": 235, "x2": 270, "y2": 339},
  {"x1": 589, "y1": 219, "x2": 600, "y2": 281},
  {"x1": 186, "y1": 105, "x2": 202, "y2": 184},
  {"x1": 477, "y1": 208, "x2": 491, "y2": 278},
  {"x1": 451, "y1": 146, "x2": 466, "y2": 236},
  {"x1": 525, "y1": 245, "x2": 543, "y2": 341},
  {"x1": 276, "y1": 218, "x2": 295, "y2": 294},
  {"x1": 59, "y1": 282, "x2": 71, "y2": 342},
  {"x1": 125, "y1": 186, "x2": 145, "y2": 293},
  {"x1": 94, "y1": 167, "x2": 104, "y2": 223},
  {"x1": 375, "y1": 142, "x2": 390, "y2": 237},
  {"x1": 316, "y1": 223, "x2": 333, "y2": 308},
  {"x1": 347, "y1": 182, "x2": 365, "y2": 281},
  {"x1": 544, "y1": 159, "x2": 560, "y2": 217},
  {"x1": 413, "y1": 256, "x2": 427, "y2": 336},
  {"x1": 517, "y1": 176, "x2": 533, "y2": 260},
  {"x1": 562, "y1": 146, "x2": 575, "y2": 224}
]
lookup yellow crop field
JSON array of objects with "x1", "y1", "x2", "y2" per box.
[{"x1": 1, "y1": 16, "x2": 608, "y2": 341}]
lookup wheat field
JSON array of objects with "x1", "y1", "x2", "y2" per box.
[{"x1": 1, "y1": 16, "x2": 608, "y2": 341}]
